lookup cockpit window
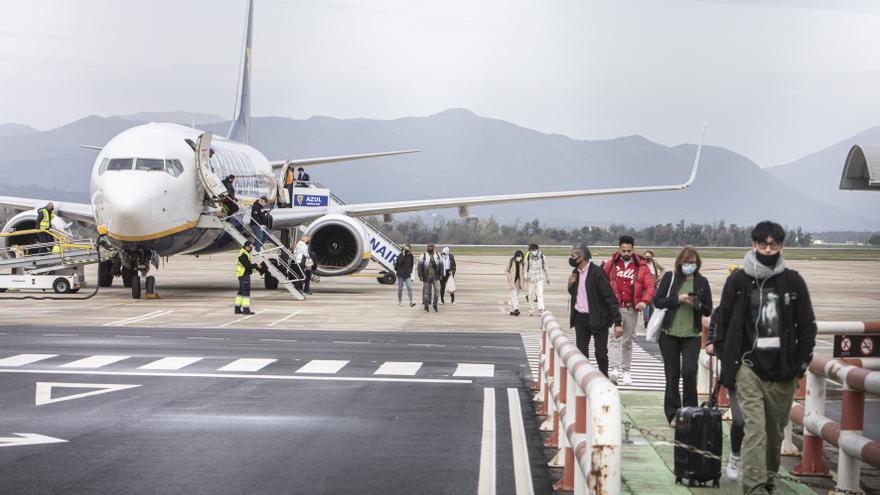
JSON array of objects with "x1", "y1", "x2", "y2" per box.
[
  {"x1": 106, "y1": 158, "x2": 133, "y2": 171},
  {"x1": 135, "y1": 158, "x2": 165, "y2": 172},
  {"x1": 165, "y1": 159, "x2": 184, "y2": 177}
]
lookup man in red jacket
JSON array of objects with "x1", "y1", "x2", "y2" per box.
[{"x1": 603, "y1": 235, "x2": 655, "y2": 385}]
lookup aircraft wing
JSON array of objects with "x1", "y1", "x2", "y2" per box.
[
  {"x1": 341, "y1": 138, "x2": 703, "y2": 218},
  {"x1": 269, "y1": 149, "x2": 420, "y2": 170},
  {"x1": 0, "y1": 196, "x2": 96, "y2": 224}
]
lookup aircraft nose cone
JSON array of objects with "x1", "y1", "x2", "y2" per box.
[{"x1": 102, "y1": 187, "x2": 154, "y2": 239}]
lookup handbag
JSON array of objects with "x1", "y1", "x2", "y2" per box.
[
  {"x1": 646, "y1": 273, "x2": 674, "y2": 343},
  {"x1": 446, "y1": 275, "x2": 456, "y2": 293}
]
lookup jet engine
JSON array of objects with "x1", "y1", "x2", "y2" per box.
[
  {"x1": 0, "y1": 210, "x2": 42, "y2": 258},
  {"x1": 304, "y1": 214, "x2": 370, "y2": 276}
]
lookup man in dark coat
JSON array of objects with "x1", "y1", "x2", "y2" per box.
[
  {"x1": 567, "y1": 243, "x2": 623, "y2": 377},
  {"x1": 714, "y1": 221, "x2": 817, "y2": 495},
  {"x1": 393, "y1": 243, "x2": 416, "y2": 307}
]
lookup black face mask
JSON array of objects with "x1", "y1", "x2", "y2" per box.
[
  {"x1": 755, "y1": 251, "x2": 780, "y2": 267},
  {"x1": 621, "y1": 255, "x2": 632, "y2": 262},
  {"x1": 569, "y1": 257, "x2": 580, "y2": 268},
  {"x1": 404, "y1": 249, "x2": 410, "y2": 254},
  {"x1": 427, "y1": 249, "x2": 434, "y2": 254}
]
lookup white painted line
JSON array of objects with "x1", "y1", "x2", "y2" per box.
[
  {"x1": 407, "y1": 343, "x2": 446, "y2": 347},
  {"x1": 295, "y1": 360, "x2": 349, "y2": 374},
  {"x1": 186, "y1": 337, "x2": 225, "y2": 341},
  {"x1": 217, "y1": 314, "x2": 256, "y2": 328},
  {"x1": 333, "y1": 341, "x2": 371, "y2": 345},
  {"x1": 454, "y1": 363, "x2": 495, "y2": 378},
  {"x1": 104, "y1": 310, "x2": 174, "y2": 327},
  {"x1": 138, "y1": 357, "x2": 204, "y2": 370},
  {"x1": 60, "y1": 355, "x2": 130, "y2": 369},
  {"x1": 0, "y1": 368, "x2": 472, "y2": 385},
  {"x1": 267, "y1": 310, "x2": 303, "y2": 327},
  {"x1": 478, "y1": 387, "x2": 496, "y2": 495},
  {"x1": 0, "y1": 433, "x2": 68, "y2": 448},
  {"x1": 259, "y1": 338, "x2": 297, "y2": 343},
  {"x1": 102, "y1": 310, "x2": 165, "y2": 327},
  {"x1": 113, "y1": 335, "x2": 150, "y2": 339},
  {"x1": 507, "y1": 388, "x2": 535, "y2": 495},
  {"x1": 374, "y1": 361, "x2": 422, "y2": 376},
  {"x1": 0, "y1": 354, "x2": 57, "y2": 367},
  {"x1": 218, "y1": 358, "x2": 277, "y2": 372},
  {"x1": 35, "y1": 382, "x2": 140, "y2": 405},
  {"x1": 42, "y1": 334, "x2": 79, "y2": 337},
  {"x1": 122, "y1": 309, "x2": 174, "y2": 326}
]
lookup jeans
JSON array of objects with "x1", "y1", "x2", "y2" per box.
[
  {"x1": 573, "y1": 311, "x2": 609, "y2": 376},
  {"x1": 252, "y1": 223, "x2": 267, "y2": 251},
  {"x1": 294, "y1": 262, "x2": 311, "y2": 292},
  {"x1": 397, "y1": 276, "x2": 413, "y2": 303},
  {"x1": 527, "y1": 281, "x2": 544, "y2": 313},
  {"x1": 736, "y1": 365, "x2": 798, "y2": 494},
  {"x1": 609, "y1": 307, "x2": 638, "y2": 372},
  {"x1": 658, "y1": 333, "x2": 701, "y2": 422},
  {"x1": 422, "y1": 278, "x2": 440, "y2": 308}
]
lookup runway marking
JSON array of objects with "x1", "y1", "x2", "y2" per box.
[
  {"x1": 0, "y1": 354, "x2": 57, "y2": 367},
  {"x1": 104, "y1": 310, "x2": 174, "y2": 327},
  {"x1": 295, "y1": 360, "x2": 349, "y2": 374},
  {"x1": 138, "y1": 356, "x2": 204, "y2": 370},
  {"x1": 507, "y1": 388, "x2": 534, "y2": 495},
  {"x1": 41, "y1": 333, "x2": 79, "y2": 337},
  {"x1": 454, "y1": 363, "x2": 495, "y2": 377},
  {"x1": 374, "y1": 361, "x2": 422, "y2": 376},
  {"x1": 35, "y1": 382, "x2": 140, "y2": 405},
  {"x1": 186, "y1": 337, "x2": 225, "y2": 341},
  {"x1": 60, "y1": 355, "x2": 130, "y2": 369},
  {"x1": 218, "y1": 358, "x2": 277, "y2": 372},
  {"x1": 217, "y1": 314, "x2": 256, "y2": 328},
  {"x1": 478, "y1": 387, "x2": 496, "y2": 495},
  {"x1": 113, "y1": 335, "x2": 150, "y2": 339},
  {"x1": 267, "y1": 310, "x2": 303, "y2": 327},
  {"x1": 0, "y1": 368, "x2": 472, "y2": 385},
  {"x1": 407, "y1": 343, "x2": 447, "y2": 348},
  {"x1": 259, "y1": 338, "x2": 297, "y2": 343},
  {"x1": 333, "y1": 341, "x2": 370, "y2": 345}
]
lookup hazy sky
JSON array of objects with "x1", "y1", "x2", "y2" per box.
[{"x1": 2, "y1": 0, "x2": 879, "y2": 166}]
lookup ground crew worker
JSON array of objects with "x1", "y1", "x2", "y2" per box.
[
  {"x1": 36, "y1": 202, "x2": 55, "y2": 253},
  {"x1": 235, "y1": 241, "x2": 263, "y2": 315}
]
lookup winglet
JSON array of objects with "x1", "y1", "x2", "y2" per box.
[
  {"x1": 80, "y1": 145, "x2": 103, "y2": 151},
  {"x1": 681, "y1": 122, "x2": 706, "y2": 189}
]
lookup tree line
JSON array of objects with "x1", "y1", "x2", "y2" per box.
[{"x1": 374, "y1": 217, "x2": 815, "y2": 247}]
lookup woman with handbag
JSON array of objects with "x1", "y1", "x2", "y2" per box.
[{"x1": 652, "y1": 246, "x2": 713, "y2": 426}]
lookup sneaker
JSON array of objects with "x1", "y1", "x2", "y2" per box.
[
  {"x1": 609, "y1": 368, "x2": 619, "y2": 385},
  {"x1": 726, "y1": 454, "x2": 741, "y2": 481},
  {"x1": 528, "y1": 310, "x2": 534, "y2": 316},
  {"x1": 622, "y1": 371, "x2": 633, "y2": 386},
  {"x1": 433, "y1": 305, "x2": 438, "y2": 312},
  {"x1": 398, "y1": 301, "x2": 402, "y2": 307},
  {"x1": 538, "y1": 308, "x2": 544, "y2": 315},
  {"x1": 510, "y1": 311, "x2": 516, "y2": 316},
  {"x1": 424, "y1": 305, "x2": 429, "y2": 312},
  {"x1": 513, "y1": 309, "x2": 521, "y2": 316},
  {"x1": 410, "y1": 303, "x2": 416, "y2": 307}
]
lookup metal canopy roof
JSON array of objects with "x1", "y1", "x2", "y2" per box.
[{"x1": 841, "y1": 145, "x2": 880, "y2": 191}]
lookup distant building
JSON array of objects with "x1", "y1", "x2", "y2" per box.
[{"x1": 841, "y1": 145, "x2": 880, "y2": 191}]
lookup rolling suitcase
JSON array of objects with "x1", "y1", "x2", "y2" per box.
[{"x1": 674, "y1": 381, "x2": 722, "y2": 487}]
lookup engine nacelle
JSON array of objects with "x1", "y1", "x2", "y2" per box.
[
  {"x1": 305, "y1": 214, "x2": 370, "y2": 276},
  {"x1": 0, "y1": 210, "x2": 69, "y2": 259}
]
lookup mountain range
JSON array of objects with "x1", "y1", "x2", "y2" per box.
[{"x1": 0, "y1": 109, "x2": 877, "y2": 230}]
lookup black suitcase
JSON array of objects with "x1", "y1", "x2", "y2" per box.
[{"x1": 673, "y1": 383, "x2": 722, "y2": 487}]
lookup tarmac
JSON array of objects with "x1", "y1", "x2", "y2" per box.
[{"x1": 0, "y1": 253, "x2": 877, "y2": 494}]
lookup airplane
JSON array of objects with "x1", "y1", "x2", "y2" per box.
[{"x1": 0, "y1": 0, "x2": 704, "y2": 300}]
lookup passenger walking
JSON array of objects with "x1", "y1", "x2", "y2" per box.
[
  {"x1": 220, "y1": 175, "x2": 240, "y2": 217},
  {"x1": 250, "y1": 196, "x2": 270, "y2": 251},
  {"x1": 642, "y1": 249, "x2": 665, "y2": 326},
  {"x1": 714, "y1": 221, "x2": 817, "y2": 495},
  {"x1": 652, "y1": 246, "x2": 712, "y2": 425},
  {"x1": 295, "y1": 167, "x2": 310, "y2": 187},
  {"x1": 417, "y1": 243, "x2": 442, "y2": 312},
  {"x1": 293, "y1": 235, "x2": 313, "y2": 295},
  {"x1": 706, "y1": 307, "x2": 745, "y2": 481},
  {"x1": 505, "y1": 250, "x2": 526, "y2": 316},
  {"x1": 604, "y1": 235, "x2": 655, "y2": 386},
  {"x1": 567, "y1": 243, "x2": 622, "y2": 377},
  {"x1": 284, "y1": 166, "x2": 295, "y2": 205},
  {"x1": 525, "y1": 242, "x2": 549, "y2": 316},
  {"x1": 234, "y1": 241, "x2": 264, "y2": 315},
  {"x1": 222, "y1": 174, "x2": 237, "y2": 200},
  {"x1": 394, "y1": 244, "x2": 416, "y2": 307},
  {"x1": 439, "y1": 246, "x2": 456, "y2": 304},
  {"x1": 35, "y1": 202, "x2": 55, "y2": 253}
]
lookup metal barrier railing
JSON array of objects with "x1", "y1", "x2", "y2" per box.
[
  {"x1": 534, "y1": 312, "x2": 621, "y2": 494},
  {"x1": 788, "y1": 354, "x2": 880, "y2": 494}
]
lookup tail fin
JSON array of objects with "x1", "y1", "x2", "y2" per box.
[{"x1": 228, "y1": 0, "x2": 253, "y2": 144}]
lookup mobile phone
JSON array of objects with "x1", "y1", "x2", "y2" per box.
[{"x1": 687, "y1": 292, "x2": 696, "y2": 298}]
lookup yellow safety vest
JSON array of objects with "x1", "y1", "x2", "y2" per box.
[
  {"x1": 285, "y1": 168, "x2": 295, "y2": 186},
  {"x1": 39, "y1": 208, "x2": 53, "y2": 230},
  {"x1": 235, "y1": 248, "x2": 251, "y2": 278}
]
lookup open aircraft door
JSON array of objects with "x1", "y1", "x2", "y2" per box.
[{"x1": 194, "y1": 132, "x2": 228, "y2": 203}]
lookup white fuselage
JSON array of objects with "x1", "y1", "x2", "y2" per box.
[{"x1": 89, "y1": 123, "x2": 276, "y2": 256}]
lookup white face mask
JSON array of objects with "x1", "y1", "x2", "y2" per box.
[
  {"x1": 530, "y1": 250, "x2": 538, "y2": 255},
  {"x1": 515, "y1": 256, "x2": 522, "y2": 262},
  {"x1": 681, "y1": 263, "x2": 697, "y2": 275}
]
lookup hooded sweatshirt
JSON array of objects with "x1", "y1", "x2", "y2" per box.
[{"x1": 740, "y1": 250, "x2": 788, "y2": 379}]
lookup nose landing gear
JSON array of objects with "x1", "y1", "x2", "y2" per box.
[{"x1": 122, "y1": 250, "x2": 160, "y2": 299}]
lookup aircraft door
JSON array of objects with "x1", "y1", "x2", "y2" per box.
[{"x1": 195, "y1": 132, "x2": 228, "y2": 202}]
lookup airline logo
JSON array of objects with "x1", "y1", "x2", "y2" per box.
[
  {"x1": 370, "y1": 236, "x2": 399, "y2": 264},
  {"x1": 294, "y1": 194, "x2": 329, "y2": 207}
]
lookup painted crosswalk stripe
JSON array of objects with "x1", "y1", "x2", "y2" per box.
[
  {"x1": 0, "y1": 354, "x2": 57, "y2": 367},
  {"x1": 507, "y1": 388, "x2": 534, "y2": 495},
  {"x1": 478, "y1": 387, "x2": 496, "y2": 495},
  {"x1": 218, "y1": 358, "x2": 277, "y2": 372},
  {"x1": 453, "y1": 363, "x2": 495, "y2": 378},
  {"x1": 374, "y1": 361, "x2": 422, "y2": 376},
  {"x1": 60, "y1": 355, "x2": 130, "y2": 369},
  {"x1": 295, "y1": 360, "x2": 349, "y2": 374},
  {"x1": 138, "y1": 357, "x2": 204, "y2": 370}
]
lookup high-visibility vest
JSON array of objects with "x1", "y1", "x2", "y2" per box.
[
  {"x1": 235, "y1": 248, "x2": 251, "y2": 278},
  {"x1": 39, "y1": 208, "x2": 53, "y2": 230},
  {"x1": 285, "y1": 168, "x2": 295, "y2": 186}
]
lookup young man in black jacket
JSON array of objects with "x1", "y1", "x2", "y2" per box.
[
  {"x1": 393, "y1": 244, "x2": 416, "y2": 307},
  {"x1": 714, "y1": 221, "x2": 817, "y2": 495},
  {"x1": 567, "y1": 243, "x2": 623, "y2": 377},
  {"x1": 250, "y1": 196, "x2": 269, "y2": 251}
]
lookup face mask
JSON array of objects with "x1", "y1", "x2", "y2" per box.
[
  {"x1": 645, "y1": 257, "x2": 653, "y2": 262},
  {"x1": 427, "y1": 249, "x2": 434, "y2": 254},
  {"x1": 404, "y1": 249, "x2": 410, "y2": 254},
  {"x1": 621, "y1": 255, "x2": 632, "y2": 262},
  {"x1": 569, "y1": 257, "x2": 579, "y2": 268},
  {"x1": 530, "y1": 250, "x2": 538, "y2": 255},
  {"x1": 755, "y1": 251, "x2": 780, "y2": 267},
  {"x1": 681, "y1": 263, "x2": 697, "y2": 275},
  {"x1": 515, "y1": 256, "x2": 522, "y2": 262}
]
